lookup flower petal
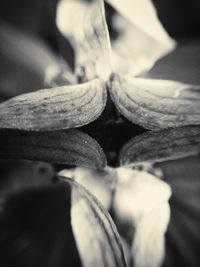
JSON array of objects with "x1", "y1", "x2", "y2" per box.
[
  {"x1": 114, "y1": 167, "x2": 171, "y2": 267},
  {"x1": 142, "y1": 38, "x2": 200, "y2": 85},
  {"x1": 109, "y1": 75, "x2": 200, "y2": 130},
  {"x1": 119, "y1": 126, "x2": 200, "y2": 165},
  {"x1": 56, "y1": 0, "x2": 112, "y2": 81},
  {"x1": 59, "y1": 166, "x2": 115, "y2": 209},
  {"x1": 0, "y1": 174, "x2": 127, "y2": 267},
  {"x1": 62, "y1": 177, "x2": 127, "y2": 267},
  {"x1": 106, "y1": 0, "x2": 175, "y2": 76},
  {"x1": 0, "y1": 129, "x2": 107, "y2": 169},
  {"x1": 0, "y1": 78, "x2": 106, "y2": 130}
]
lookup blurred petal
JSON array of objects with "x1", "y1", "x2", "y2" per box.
[
  {"x1": 56, "y1": 0, "x2": 112, "y2": 81},
  {"x1": 0, "y1": 23, "x2": 73, "y2": 98},
  {"x1": 59, "y1": 167, "x2": 115, "y2": 209},
  {"x1": 66, "y1": 177, "x2": 127, "y2": 267},
  {"x1": 142, "y1": 38, "x2": 200, "y2": 85},
  {"x1": 119, "y1": 126, "x2": 200, "y2": 165},
  {"x1": 106, "y1": 0, "x2": 175, "y2": 75},
  {"x1": 0, "y1": 129, "x2": 107, "y2": 169},
  {"x1": 109, "y1": 75, "x2": 200, "y2": 130},
  {"x1": 114, "y1": 167, "x2": 171, "y2": 267},
  {"x1": 117, "y1": 155, "x2": 200, "y2": 267},
  {"x1": 0, "y1": 78, "x2": 106, "y2": 130},
  {"x1": 60, "y1": 166, "x2": 172, "y2": 267}
]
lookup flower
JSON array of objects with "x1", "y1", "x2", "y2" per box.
[
  {"x1": 0, "y1": 0, "x2": 199, "y2": 131},
  {"x1": 0, "y1": 1, "x2": 200, "y2": 267}
]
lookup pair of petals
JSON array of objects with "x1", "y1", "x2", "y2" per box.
[
  {"x1": 0, "y1": 74, "x2": 199, "y2": 130},
  {"x1": 0, "y1": 0, "x2": 200, "y2": 130}
]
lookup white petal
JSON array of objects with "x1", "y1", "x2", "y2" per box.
[
  {"x1": 60, "y1": 167, "x2": 115, "y2": 210},
  {"x1": 0, "y1": 78, "x2": 106, "y2": 130},
  {"x1": 114, "y1": 167, "x2": 172, "y2": 267},
  {"x1": 56, "y1": 0, "x2": 112, "y2": 81},
  {"x1": 106, "y1": 0, "x2": 176, "y2": 75},
  {"x1": 69, "y1": 178, "x2": 126, "y2": 267}
]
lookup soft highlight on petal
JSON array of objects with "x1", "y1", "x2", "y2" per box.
[
  {"x1": 56, "y1": 0, "x2": 112, "y2": 81},
  {"x1": 106, "y1": 0, "x2": 176, "y2": 75},
  {"x1": 114, "y1": 167, "x2": 171, "y2": 267},
  {"x1": 109, "y1": 75, "x2": 200, "y2": 130},
  {"x1": 0, "y1": 78, "x2": 106, "y2": 130},
  {"x1": 64, "y1": 177, "x2": 127, "y2": 267}
]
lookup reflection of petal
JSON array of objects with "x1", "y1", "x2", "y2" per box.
[
  {"x1": 109, "y1": 75, "x2": 200, "y2": 130},
  {"x1": 106, "y1": 0, "x2": 175, "y2": 76},
  {"x1": 56, "y1": 0, "x2": 112, "y2": 81},
  {"x1": 119, "y1": 126, "x2": 200, "y2": 165},
  {"x1": 0, "y1": 129, "x2": 107, "y2": 169},
  {"x1": 0, "y1": 78, "x2": 106, "y2": 130}
]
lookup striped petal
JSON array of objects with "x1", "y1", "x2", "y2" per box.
[
  {"x1": 65, "y1": 177, "x2": 127, "y2": 267},
  {"x1": 109, "y1": 75, "x2": 200, "y2": 130},
  {"x1": 0, "y1": 78, "x2": 106, "y2": 130},
  {"x1": 0, "y1": 129, "x2": 107, "y2": 169},
  {"x1": 119, "y1": 126, "x2": 200, "y2": 165}
]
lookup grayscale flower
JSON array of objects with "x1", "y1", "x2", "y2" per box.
[{"x1": 0, "y1": 0, "x2": 199, "y2": 131}]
